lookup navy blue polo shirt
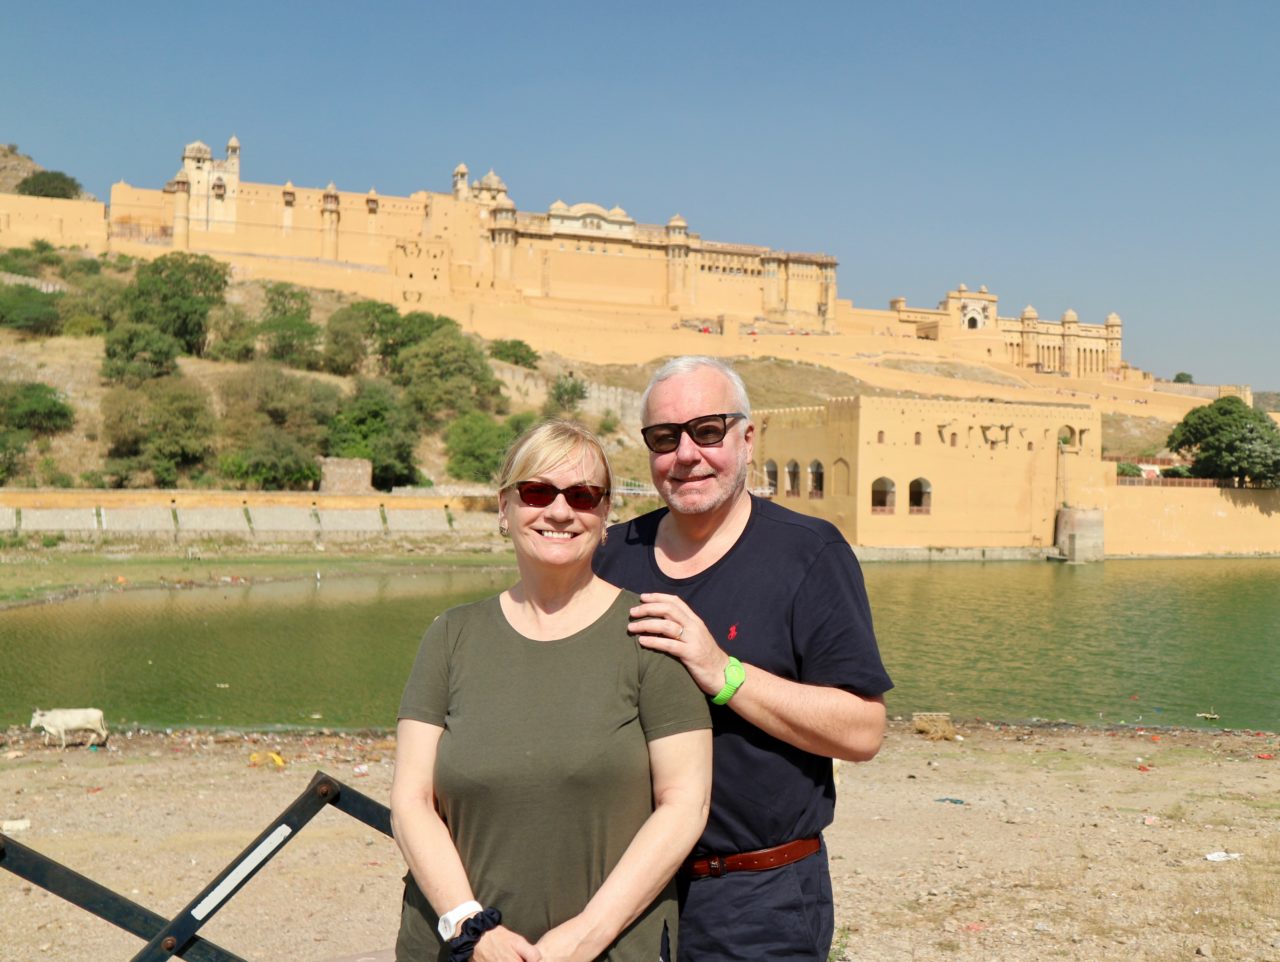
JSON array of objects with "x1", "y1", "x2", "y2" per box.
[{"x1": 594, "y1": 495, "x2": 892, "y2": 855}]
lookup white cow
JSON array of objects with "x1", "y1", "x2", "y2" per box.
[{"x1": 29, "y1": 708, "x2": 109, "y2": 749}]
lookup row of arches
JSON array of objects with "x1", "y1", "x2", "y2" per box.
[{"x1": 761, "y1": 460, "x2": 932, "y2": 514}]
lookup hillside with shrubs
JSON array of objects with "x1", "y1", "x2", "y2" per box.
[{"x1": 0, "y1": 244, "x2": 612, "y2": 491}]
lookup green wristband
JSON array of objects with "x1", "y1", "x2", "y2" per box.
[{"x1": 712, "y1": 657, "x2": 746, "y2": 705}]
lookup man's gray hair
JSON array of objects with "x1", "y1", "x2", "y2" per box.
[{"x1": 641, "y1": 356, "x2": 751, "y2": 423}]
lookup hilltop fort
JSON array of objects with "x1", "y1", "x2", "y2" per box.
[{"x1": 0, "y1": 136, "x2": 1274, "y2": 559}]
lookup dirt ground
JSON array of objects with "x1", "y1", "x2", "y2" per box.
[{"x1": 1, "y1": 720, "x2": 1277, "y2": 962}]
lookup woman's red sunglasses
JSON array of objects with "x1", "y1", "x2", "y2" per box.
[{"x1": 514, "y1": 481, "x2": 609, "y2": 510}]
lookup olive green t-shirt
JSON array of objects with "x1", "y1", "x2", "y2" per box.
[{"x1": 397, "y1": 590, "x2": 710, "y2": 962}]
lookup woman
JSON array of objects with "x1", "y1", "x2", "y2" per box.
[{"x1": 391, "y1": 419, "x2": 712, "y2": 962}]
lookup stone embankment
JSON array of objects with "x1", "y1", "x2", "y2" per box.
[{"x1": 0, "y1": 489, "x2": 497, "y2": 544}]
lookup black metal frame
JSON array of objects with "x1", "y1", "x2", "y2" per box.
[{"x1": 0, "y1": 770, "x2": 393, "y2": 962}]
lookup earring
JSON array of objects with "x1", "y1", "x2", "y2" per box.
[{"x1": 498, "y1": 518, "x2": 509, "y2": 537}]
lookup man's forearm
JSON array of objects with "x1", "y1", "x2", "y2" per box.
[{"x1": 729, "y1": 665, "x2": 886, "y2": 761}]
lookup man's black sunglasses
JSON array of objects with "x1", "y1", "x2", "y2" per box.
[
  {"x1": 640, "y1": 413, "x2": 746, "y2": 454},
  {"x1": 513, "y1": 481, "x2": 609, "y2": 510}
]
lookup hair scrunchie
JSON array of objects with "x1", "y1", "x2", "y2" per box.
[{"x1": 448, "y1": 906, "x2": 503, "y2": 962}]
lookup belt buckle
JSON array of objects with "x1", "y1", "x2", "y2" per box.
[{"x1": 707, "y1": 856, "x2": 725, "y2": 878}]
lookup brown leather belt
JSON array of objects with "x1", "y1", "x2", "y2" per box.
[{"x1": 683, "y1": 836, "x2": 821, "y2": 879}]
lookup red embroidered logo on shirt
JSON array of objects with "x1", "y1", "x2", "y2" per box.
[{"x1": 727, "y1": 624, "x2": 738, "y2": 641}]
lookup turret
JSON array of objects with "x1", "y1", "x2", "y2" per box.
[
  {"x1": 492, "y1": 195, "x2": 517, "y2": 283},
  {"x1": 666, "y1": 214, "x2": 690, "y2": 307},
  {"x1": 167, "y1": 170, "x2": 190, "y2": 250},
  {"x1": 453, "y1": 163, "x2": 470, "y2": 200},
  {"x1": 322, "y1": 182, "x2": 340, "y2": 260},
  {"x1": 1105, "y1": 312, "x2": 1123, "y2": 371}
]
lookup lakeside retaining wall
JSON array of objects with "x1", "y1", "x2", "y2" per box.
[
  {"x1": 3, "y1": 486, "x2": 1278, "y2": 558},
  {"x1": 1103, "y1": 484, "x2": 1280, "y2": 557},
  {"x1": 0, "y1": 490, "x2": 498, "y2": 543}
]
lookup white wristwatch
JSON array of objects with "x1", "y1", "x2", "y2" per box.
[{"x1": 437, "y1": 900, "x2": 483, "y2": 940}]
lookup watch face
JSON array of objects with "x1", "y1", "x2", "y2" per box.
[{"x1": 726, "y1": 659, "x2": 746, "y2": 685}]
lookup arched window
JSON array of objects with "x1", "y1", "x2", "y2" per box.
[
  {"x1": 764, "y1": 460, "x2": 778, "y2": 496},
  {"x1": 833, "y1": 458, "x2": 851, "y2": 497},
  {"x1": 785, "y1": 460, "x2": 800, "y2": 497},
  {"x1": 871, "y1": 477, "x2": 895, "y2": 514},
  {"x1": 950, "y1": 432, "x2": 958, "y2": 447},
  {"x1": 914, "y1": 431, "x2": 922, "y2": 445},
  {"x1": 808, "y1": 460, "x2": 824, "y2": 499},
  {"x1": 1058, "y1": 425, "x2": 1077, "y2": 447},
  {"x1": 876, "y1": 430, "x2": 886, "y2": 444},
  {"x1": 909, "y1": 478, "x2": 932, "y2": 515}
]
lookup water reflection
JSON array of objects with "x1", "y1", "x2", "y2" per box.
[{"x1": 2, "y1": 559, "x2": 1277, "y2": 731}]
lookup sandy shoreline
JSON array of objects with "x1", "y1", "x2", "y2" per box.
[{"x1": 2, "y1": 720, "x2": 1277, "y2": 962}]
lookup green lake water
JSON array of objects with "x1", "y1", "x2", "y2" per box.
[{"x1": 1, "y1": 558, "x2": 1276, "y2": 732}]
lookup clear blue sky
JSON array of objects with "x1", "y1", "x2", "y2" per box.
[{"x1": 3, "y1": 1, "x2": 1276, "y2": 390}]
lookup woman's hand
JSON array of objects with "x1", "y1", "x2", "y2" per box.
[{"x1": 474, "y1": 924, "x2": 543, "y2": 962}]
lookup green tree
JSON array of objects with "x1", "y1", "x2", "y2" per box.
[
  {"x1": 0, "y1": 382, "x2": 75, "y2": 435},
  {"x1": 56, "y1": 274, "x2": 129, "y2": 336},
  {"x1": 0, "y1": 430, "x2": 29, "y2": 484},
  {"x1": 395, "y1": 327, "x2": 505, "y2": 424},
  {"x1": 327, "y1": 379, "x2": 421, "y2": 489},
  {"x1": 102, "y1": 322, "x2": 182, "y2": 383},
  {"x1": 544, "y1": 374, "x2": 588, "y2": 415},
  {"x1": 102, "y1": 377, "x2": 215, "y2": 487},
  {"x1": 1167, "y1": 396, "x2": 1280, "y2": 484},
  {"x1": 260, "y1": 314, "x2": 321, "y2": 368},
  {"x1": 126, "y1": 252, "x2": 230, "y2": 355},
  {"x1": 0, "y1": 284, "x2": 63, "y2": 336},
  {"x1": 205, "y1": 304, "x2": 258, "y2": 362},
  {"x1": 218, "y1": 363, "x2": 341, "y2": 454},
  {"x1": 1115, "y1": 462, "x2": 1143, "y2": 478},
  {"x1": 377, "y1": 310, "x2": 460, "y2": 375},
  {"x1": 218, "y1": 425, "x2": 321, "y2": 490},
  {"x1": 322, "y1": 304, "x2": 374, "y2": 375},
  {"x1": 489, "y1": 338, "x2": 540, "y2": 369},
  {"x1": 445, "y1": 411, "x2": 514, "y2": 483},
  {"x1": 1172, "y1": 372, "x2": 1194, "y2": 384},
  {"x1": 16, "y1": 170, "x2": 81, "y2": 199},
  {"x1": 257, "y1": 283, "x2": 318, "y2": 368}
]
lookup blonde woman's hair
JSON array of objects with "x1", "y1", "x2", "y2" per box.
[{"x1": 496, "y1": 418, "x2": 614, "y2": 496}]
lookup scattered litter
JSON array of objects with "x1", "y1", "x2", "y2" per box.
[
  {"x1": 1205, "y1": 851, "x2": 1241, "y2": 862},
  {"x1": 1137, "y1": 764, "x2": 1152, "y2": 772},
  {"x1": 1195, "y1": 711, "x2": 1219, "y2": 721},
  {"x1": 1142, "y1": 816, "x2": 1159, "y2": 826},
  {"x1": 934, "y1": 797, "x2": 966, "y2": 805},
  {"x1": 215, "y1": 683, "x2": 230, "y2": 689},
  {"x1": 353, "y1": 764, "x2": 369, "y2": 777},
  {"x1": 248, "y1": 751, "x2": 286, "y2": 769},
  {"x1": 2, "y1": 819, "x2": 31, "y2": 833},
  {"x1": 1256, "y1": 753, "x2": 1274, "y2": 760},
  {"x1": 309, "y1": 713, "x2": 323, "y2": 720},
  {"x1": 913, "y1": 712, "x2": 957, "y2": 740},
  {"x1": 87, "y1": 786, "x2": 103, "y2": 794}
]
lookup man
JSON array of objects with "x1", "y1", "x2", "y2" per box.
[{"x1": 594, "y1": 355, "x2": 892, "y2": 961}]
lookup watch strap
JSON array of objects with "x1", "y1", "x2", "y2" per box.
[
  {"x1": 712, "y1": 656, "x2": 745, "y2": 705},
  {"x1": 437, "y1": 899, "x2": 483, "y2": 940}
]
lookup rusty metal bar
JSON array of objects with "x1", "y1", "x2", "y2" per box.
[
  {"x1": 0, "y1": 833, "x2": 247, "y2": 962},
  {"x1": 1, "y1": 770, "x2": 395, "y2": 962}
]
